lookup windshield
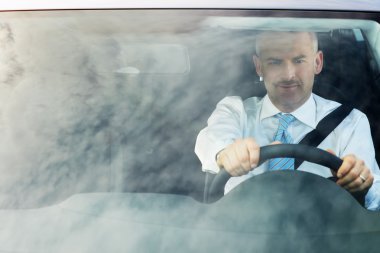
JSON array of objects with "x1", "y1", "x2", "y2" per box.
[
  {"x1": 1, "y1": 8, "x2": 380, "y2": 253},
  {"x1": 0, "y1": 10, "x2": 379, "y2": 208}
]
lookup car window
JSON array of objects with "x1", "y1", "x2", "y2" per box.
[
  {"x1": 0, "y1": 10, "x2": 379, "y2": 208},
  {"x1": 1, "y1": 8, "x2": 380, "y2": 252}
]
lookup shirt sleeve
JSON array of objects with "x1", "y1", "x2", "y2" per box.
[
  {"x1": 194, "y1": 96, "x2": 246, "y2": 173},
  {"x1": 339, "y1": 110, "x2": 380, "y2": 211}
]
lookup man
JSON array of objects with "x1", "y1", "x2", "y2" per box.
[{"x1": 195, "y1": 31, "x2": 380, "y2": 210}]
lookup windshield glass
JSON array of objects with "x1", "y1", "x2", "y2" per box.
[
  {"x1": 2, "y1": 9, "x2": 380, "y2": 253},
  {"x1": 0, "y1": 10, "x2": 379, "y2": 210}
]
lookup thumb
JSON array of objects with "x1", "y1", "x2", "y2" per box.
[{"x1": 270, "y1": 141, "x2": 282, "y2": 145}]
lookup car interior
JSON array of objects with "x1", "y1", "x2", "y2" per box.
[
  {"x1": 194, "y1": 27, "x2": 380, "y2": 202},
  {"x1": 114, "y1": 25, "x2": 380, "y2": 203}
]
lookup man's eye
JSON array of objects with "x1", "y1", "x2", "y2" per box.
[
  {"x1": 295, "y1": 59, "x2": 305, "y2": 64},
  {"x1": 268, "y1": 60, "x2": 281, "y2": 65}
]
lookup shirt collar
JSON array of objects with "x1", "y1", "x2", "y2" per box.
[{"x1": 260, "y1": 94, "x2": 317, "y2": 129}]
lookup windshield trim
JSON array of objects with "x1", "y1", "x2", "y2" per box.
[{"x1": 0, "y1": 0, "x2": 380, "y2": 13}]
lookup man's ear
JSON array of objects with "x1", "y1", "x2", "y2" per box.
[
  {"x1": 314, "y1": 51, "x2": 324, "y2": 75},
  {"x1": 253, "y1": 54, "x2": 263, "y2": 77}
]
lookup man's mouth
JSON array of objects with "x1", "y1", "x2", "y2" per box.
[
  {"x1": 276, "y1": 81, "x2": 300, "y2": 89},
  {"x1": 279, "y1": 84, "x2": 297, "y2": 89}
]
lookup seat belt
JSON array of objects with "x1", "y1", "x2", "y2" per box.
[{"x1": 294, "y1": 104, "x2": 353, "y2": 170}]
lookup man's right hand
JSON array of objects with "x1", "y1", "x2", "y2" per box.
[{"x1": 216, "y1": 138, "x2": 260, "y2": 177}]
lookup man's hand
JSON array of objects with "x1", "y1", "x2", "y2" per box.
[
  {"x1": 216, "y1": 138, "x2": 260, "y2": 177},
  {"x1": 336, "y1": 154, "x2": 374, "y2": 193}
]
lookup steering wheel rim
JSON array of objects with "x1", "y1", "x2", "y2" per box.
[{"x1": 207, "y1": 144, "x2": 343, "y2": 203}]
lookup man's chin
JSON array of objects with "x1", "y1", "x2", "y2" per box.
[{"x1": 277, "y1": 96, "x2": 308, "y2": 112}]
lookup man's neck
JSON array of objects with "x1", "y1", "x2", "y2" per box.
[{"x1": 270, "y1": 95, "x2": 311, "y2": 113}]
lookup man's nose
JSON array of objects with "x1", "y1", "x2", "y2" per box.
[{"x1": 282, "y1": 62, "x2": 296, "y2": 80}]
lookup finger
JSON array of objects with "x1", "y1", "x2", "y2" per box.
[
  {"x1": 229, "y1": 153, "x2": 246, "y2": 176},
  {"x1": 245, "y1": 138, "x2": 260, "y2": 169},
  {"x1": 346, "y1": 169, "x2": 374, "y2": 193},
  {"x1": 233, "y1": 140, "x2": 252, "y2": 172},
  {"x1": 270, "y1": 141, "x2": 282, "y2": 145},
  {"x1": 346, "y1": 166, "x2": 369, "y2": 190},
  {"x1": 336, "y1": 159, "x2": 362, "y2": 187},
  {"x1": 224, "y1": 146, "x2": 249, "y2": 177},
  {"x1": 236, "y1": 167, "x2": 247, "y2": 176},
  {"x1": 336, "y1": 154, "x2": 356, "y2": 179},
  {"x1": 337, "y1": 156, "x2": 365, "y2": 187},
  {"x1": 216, "y1": 150, "x2": 224, "y2": 168},
  {"x1": 222, "y1": 152, "x2": 239, "y2": 177},
  {"x1": 341, "y1": 172, "x2": 363, "y2": 191},
  {"x1": 325, "y1": 148, "x2": 335, "y2": 155}
]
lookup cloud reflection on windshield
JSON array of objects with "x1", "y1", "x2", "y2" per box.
[{"x1": 0, "y1": 10, "x2": 378, "y2": 253}]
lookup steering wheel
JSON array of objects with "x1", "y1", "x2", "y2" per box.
[{"x1": 207, "y1": 144, "x2": 348, "y2": 203}]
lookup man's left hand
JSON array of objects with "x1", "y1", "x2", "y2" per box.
[{"x1": 336, "y1": 154, "x2": 374, "y2": 193}]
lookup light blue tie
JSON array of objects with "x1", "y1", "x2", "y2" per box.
[{"x1": 268, "y1": 113, "x2": 296, "y2": 170}]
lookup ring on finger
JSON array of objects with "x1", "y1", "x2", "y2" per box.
[{"x1": 359, "y1": 174, "x2": 367, "y2": 183}]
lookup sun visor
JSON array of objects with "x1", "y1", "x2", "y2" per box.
[{"x1": 90, "y1": 43, "x2": 190, "y2": 75}]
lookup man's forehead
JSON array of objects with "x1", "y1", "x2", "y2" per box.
[
  {"x1": 256, "y1": 31, "x2": 312, "y2": 41},
  {"x1": 256, "y1": 31, "x2": 315, "y2": 57}
]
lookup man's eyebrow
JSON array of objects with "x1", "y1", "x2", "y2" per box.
[
  {"x1": 265, "y1": 57, "x2": 282, "y2": 61},
  {"x1": 264, "y1": 55, "x2": 307, "y2": 62},
  {"x1": 293, "y1": 55, "x2": 307, "y2": 60}
]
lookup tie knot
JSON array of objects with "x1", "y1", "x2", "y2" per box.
[{"x1": 276, "y1": 113, "x2": 295, "y2": 130}]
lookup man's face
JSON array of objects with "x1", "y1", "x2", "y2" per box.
[{"x1": 253, "y1": 32, "x2": 323, "y2": 112}]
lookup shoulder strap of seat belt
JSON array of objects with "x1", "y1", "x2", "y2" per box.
[{"x1": 294, "y1": 104, "x2": 354, "y2": 170}]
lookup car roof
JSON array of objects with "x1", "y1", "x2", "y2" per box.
[{"x1": 0, "y1": 0, "x2": 380, "y2": 12}]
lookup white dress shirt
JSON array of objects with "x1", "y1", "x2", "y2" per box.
[{"x1": 195, "y1": 93, "x2": 380, "y2": 210}]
